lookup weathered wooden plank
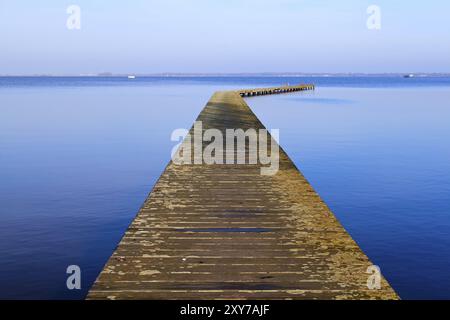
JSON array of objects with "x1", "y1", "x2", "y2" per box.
[{"x1": 87, "y1": 85, "x2": 398, "y2": 300}]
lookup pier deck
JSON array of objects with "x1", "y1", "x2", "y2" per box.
[{"x1": 88, "y1": 85, "x2": 398, "y2": 300}]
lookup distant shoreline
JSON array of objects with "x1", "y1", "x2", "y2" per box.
[{"x1": 1, "y1": 73, "x2": 450, "y2": 78}]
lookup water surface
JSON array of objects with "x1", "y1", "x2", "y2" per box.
[{"x1": 0, "y1": 76, "x2": 449, "y2": 299}]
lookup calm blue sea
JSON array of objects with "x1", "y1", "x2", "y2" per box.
[{"x1": 1, "y1": 76, "x2": 449, "y2": 299}]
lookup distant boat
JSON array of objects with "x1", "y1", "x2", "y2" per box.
[
  {"x1": 403, "y1": 74, "x2": 414, "y2": 78},
  {"x1": 127, "y1": 75, "x2": 136, "y2": 79}
]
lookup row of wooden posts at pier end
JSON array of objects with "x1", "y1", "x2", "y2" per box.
[{"x1": 238, "y1": 84, "x2": 315, "y2": 97}]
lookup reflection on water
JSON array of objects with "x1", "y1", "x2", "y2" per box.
[
  {"x1": 286, "y1": 97, "x2": 355, "y2": 105},
  {"x1": 0, "y1": 77, "x2": 450, "y2": 299}
]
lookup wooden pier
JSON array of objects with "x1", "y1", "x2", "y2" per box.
[{"x1": 88, "y1": 84, "x2": 398, "y2": 300}]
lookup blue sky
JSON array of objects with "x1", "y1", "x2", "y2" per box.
[{"x1": 0, "y1": 0, "x2": 449, "y2": 74}]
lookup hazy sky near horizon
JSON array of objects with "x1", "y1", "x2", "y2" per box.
[{"x1": 1, "y1": 0, "x2": 449, "y2": 74}]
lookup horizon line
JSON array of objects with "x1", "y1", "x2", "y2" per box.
[{"x1": 1, "y1": 72, "x2": 450, "y2": 77}]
